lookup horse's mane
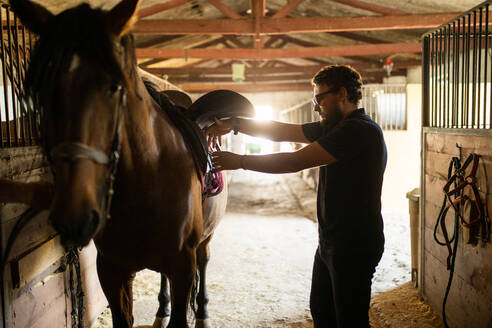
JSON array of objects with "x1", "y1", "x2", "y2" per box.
[{"x1": 23, "y1": 3, "x2": 131, "y2": 151}]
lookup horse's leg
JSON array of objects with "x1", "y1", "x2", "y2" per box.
[
  {"x1": 195, "y1": 235, "x2": 213, "y2": 328},
  {"x1": 96, "y1": 255, "x2": 135, "y2": 328},
  {"x1": 153, "y1": 274, "x2": 171, "y2": 328},
  {"x1": 167, "y1": 248, "x2": 196, "y2": 328}
]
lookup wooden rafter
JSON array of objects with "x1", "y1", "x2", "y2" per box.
[
  {"x1": 138, "y1": 0, "x2": 189, "y2": 18},
  {"x1": 222, "y1": 35, "x2": 248, "y2": 48},
  {"x1": 331, "y1": 0, "x2": 406, "y2": 15},
  {"x1": 136, "y1": 35, "x2": 184, "y2": 48},
  {"x1": 144, "y1": 59, "x2": 420, "y2": 75},
  {"x1": 271, "y1": 0, "x2": 308, "y2": 19},
  {"x1": 133, "y1": 13, "x2": 460, "y2": 35},
  {"x1": 169, "y1": 69, "x2": 406, "y2": 83},
  {"x1": 279, "y1": 35, "x2": 378, "y2": 63},
  {"x1": 136, "y1": 42, "x2": 421, "y2": 59},
  {"x1": 177, "y1": 72, "x2": 407, "y2": 92},
  {"x1": 180, "y1": 83, "x2": 313, "y2": 93},
  {"x1": 330, "y1": 31, "x2": 389, "y2": 44},
  {"x1": 206, "y1": 0, "x2": 242, "y2": 19},
  {"x1": 263, "y1": 35, "x2": 282, "y2": 48},
  {"x1": 252, "y1": 0, "x2": 266, "y2": 49},
  {"x1": 140, "y1": 37, "x2": 225, "y2": 67}
]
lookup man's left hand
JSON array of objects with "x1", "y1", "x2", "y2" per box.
[{"x1": 212, "y1": 151, "x2": 242, "y2": 172}]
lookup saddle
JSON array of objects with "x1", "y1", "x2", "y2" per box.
[
  {"x1": 143, "y1": 80, "x2": 255, "y2": 198},
  {"x1": 437, "y1": 153, "x2": 490, "y2": 269}
]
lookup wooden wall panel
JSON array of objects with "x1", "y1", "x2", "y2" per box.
[
  {"x1": 422, "y1": 130, "x2": 492, "y2": 328},
  {"x1": 10, "y1": 271, "x2": 68, "y2": 328},
  {"x1": 1, "y1": 147, "x2": 107, "y2": 328}
]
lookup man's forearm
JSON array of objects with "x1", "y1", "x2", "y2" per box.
[
  {"x1": 241, "y1": 153, "x2": 302, "y2": 173},
  {"x1": 234, "y1": 118, "x2": 308, "y2": 143}
]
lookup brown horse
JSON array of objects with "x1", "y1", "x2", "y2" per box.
[{"x1": 9, "y1": 1, "x2": 252, "y2": 327}]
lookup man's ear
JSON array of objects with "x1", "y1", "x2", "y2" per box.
[{"x1": 337, "y1": 87, "x2": 348, "y2": 101}]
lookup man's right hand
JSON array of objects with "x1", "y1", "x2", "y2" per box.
[{"x1": 205, "y1": 117, "x2": 234, "y2": 149}]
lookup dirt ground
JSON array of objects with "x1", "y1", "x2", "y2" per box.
[{"x1": 94, "y1": 171, "x2": 444, "y2": 328}]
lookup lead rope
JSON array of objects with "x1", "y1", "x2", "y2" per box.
[
  {"x1": 67, "y1": 249, "x2": 84, "y2": 328},
  {"x1": 434, "y1": 156, "x2": 461, "y2": 328}
]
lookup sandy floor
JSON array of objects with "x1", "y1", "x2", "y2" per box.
[{"x1": 93, "y1": 171, "x2": 443, "y2": 328}]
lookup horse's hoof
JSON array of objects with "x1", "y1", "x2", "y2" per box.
[
  {"x1": 152, "y1": 316, "x2": 170, "y2": 328},
  {"x1": 195, "y1": 318, "x2": 211, "y2": 328}
]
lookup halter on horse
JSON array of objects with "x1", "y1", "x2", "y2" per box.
[{"x1": 10, "y1": 1, "x2": 253, "y2": 327}]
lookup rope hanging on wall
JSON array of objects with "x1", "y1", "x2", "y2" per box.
[{"x1": 433, "y1": 152, "x2": 490, "y2": 328}]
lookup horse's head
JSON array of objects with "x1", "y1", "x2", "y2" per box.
[{"x1": 11, "y1": 0, "x2": 140, "y2": 248}]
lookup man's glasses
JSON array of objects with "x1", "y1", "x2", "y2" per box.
[{"x1": 311, "y1": 87, "x2": 338, "y2": 107}]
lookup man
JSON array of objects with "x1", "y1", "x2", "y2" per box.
[{"x1": 207, "y1": 65, "x2": 387, "y2": 328}]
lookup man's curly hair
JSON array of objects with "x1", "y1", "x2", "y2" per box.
[{"x1": 312, "y1": 65, "x2": 363, "y2": 105}]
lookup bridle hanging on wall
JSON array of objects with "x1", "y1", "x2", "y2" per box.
[
  {"x1": 434, "y1": 152, "x2": 490, "y2": 328},
  {"x1": 436, "y1": 153, "x2": 489, "y2": 267}
]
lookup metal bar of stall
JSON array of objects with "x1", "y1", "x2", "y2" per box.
[
  {"x1": 461, "y1": 16, "x2": 466, "y2": 128},
  {"x1": 486, "y1": 5, "x2": 491, "y2": 128},
  {"x1": 446, "y1": 25, "x2": 451, "y2": 128},
  {"x1": 465, "y1": 13, "x2": 471, "y2": 128},
  {"x1": 14, "y1": 15, "x2": 26, "y2": 146},
  {"x1": 477, "y1": 7, "x2": 483, "y2": 128},
  {"x1": 453, "y1": 21, "x2": 458, "y2": 127},
  {"x1": 28, "y1": 31, "x2": 39, "y2": 141},
  {"x1": 439, "y1": 29, "x2": 443, "y2": 127},
  {"x1": 1, "y1": 5, "x2": 12, "y2": 147},
  {"x1": 6, "y1": 6, "x2": 19, "y2": 146},
  {"x1": 432, "y1": 33, "x2": 436, "y2": 126},
  {"x1": 471, "y1": 10, "x2": 477, "y2": 128},
  {"x1": 442, "y1": 27, "x2": 446, "y2": 127},
  {"x1": 0, "y1": 7, "x2": 5, "y2": 147},
  {"x1": 423, "y1": 36, "x2": 430, "y2": 127},
  {"x1": 21, "y1": 25, "x2": 32, "y2": 144}
]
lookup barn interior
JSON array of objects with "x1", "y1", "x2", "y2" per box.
[{"x1": 0, "y1": 1, "x2": 491, "y2": 328}]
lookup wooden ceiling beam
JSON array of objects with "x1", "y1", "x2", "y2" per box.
[
  {"x1": 206, "y1": 0, "x2": 242, "y2": 19},
  {"x1": 180, "y1": 83, "x2": 313, "y2": 93},
  {"x1": 271, "y1": 0, "x2": 308, "y2": 19},
  {"x1": 331, "y1": 0, "x2": 406, "y2": 15},
  {"x1": 330, "y1": 31, "x2": 389, "y2": 44},
  {"x1": 169, "y1": 69, "x2": 406, "y2": 83},
  {"x1": 169, "y1": 74, "x2": 314, "y2": 83},
  {"x1": 222, "y1": 35, "x2": 248, "y2": 48},
  {"x1": 252, "y1": 0, "x2": 266, "y2": 49},
  {"x1": 138, "y1": 0, "x2": 190, "y2": 18},
  {"x1": 263, "y1": 35, "x2": 282, "y2": 48},
  {"x1": 136, "y1": 42, "x2": 421, "y2": 59},
  {"x1": 133, "y1": 13, "x2": 460, "y2": 35},
  {"x1": 177, "y1": 72, "x2": 406, "y2": 93},
  {"x1": 136, "y1": 35, "x2": 184, "y2": 48},
  {"x1": 144, "y1": 59, "x2": 420, "y2": 75}
]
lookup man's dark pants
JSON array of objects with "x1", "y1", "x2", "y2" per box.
[{"x1": 309, "y1": 247, "x2": 383, "y2": 328}]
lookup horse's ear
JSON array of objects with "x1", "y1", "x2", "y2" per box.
[
  {"x1": 9, "y1": 0, "x2": 53, "y2": 34},
  {"x1": 106, "y1": 0, "x2": 140, "y2": 37}
]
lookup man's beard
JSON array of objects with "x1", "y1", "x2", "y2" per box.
[{"x1": 320, "y1": 105, "x2": 343, "y2": 130}]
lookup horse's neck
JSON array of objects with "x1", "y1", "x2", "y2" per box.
[{"x1": 121, "y1": 75, "x2": 188, "y2": 173}]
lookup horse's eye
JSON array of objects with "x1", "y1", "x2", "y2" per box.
[{"x1": 108, "y1": 84, "x2": 122, "y2": 95}]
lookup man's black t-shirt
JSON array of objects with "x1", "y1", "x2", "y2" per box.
[{"x1": 302, "y1": 108, "x2": 387, "y2": 255}]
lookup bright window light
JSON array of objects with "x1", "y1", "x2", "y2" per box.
[
  {"x1": 246, "y1": 105, "x2": 274, "y2": 154},
  {"x1": 254, "y1": 105, "x2": 273, "y2": 121}
]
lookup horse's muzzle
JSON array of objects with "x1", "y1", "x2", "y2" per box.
[{"x1": 50, "y1": 208, "x2": 101, "y2": 248}]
